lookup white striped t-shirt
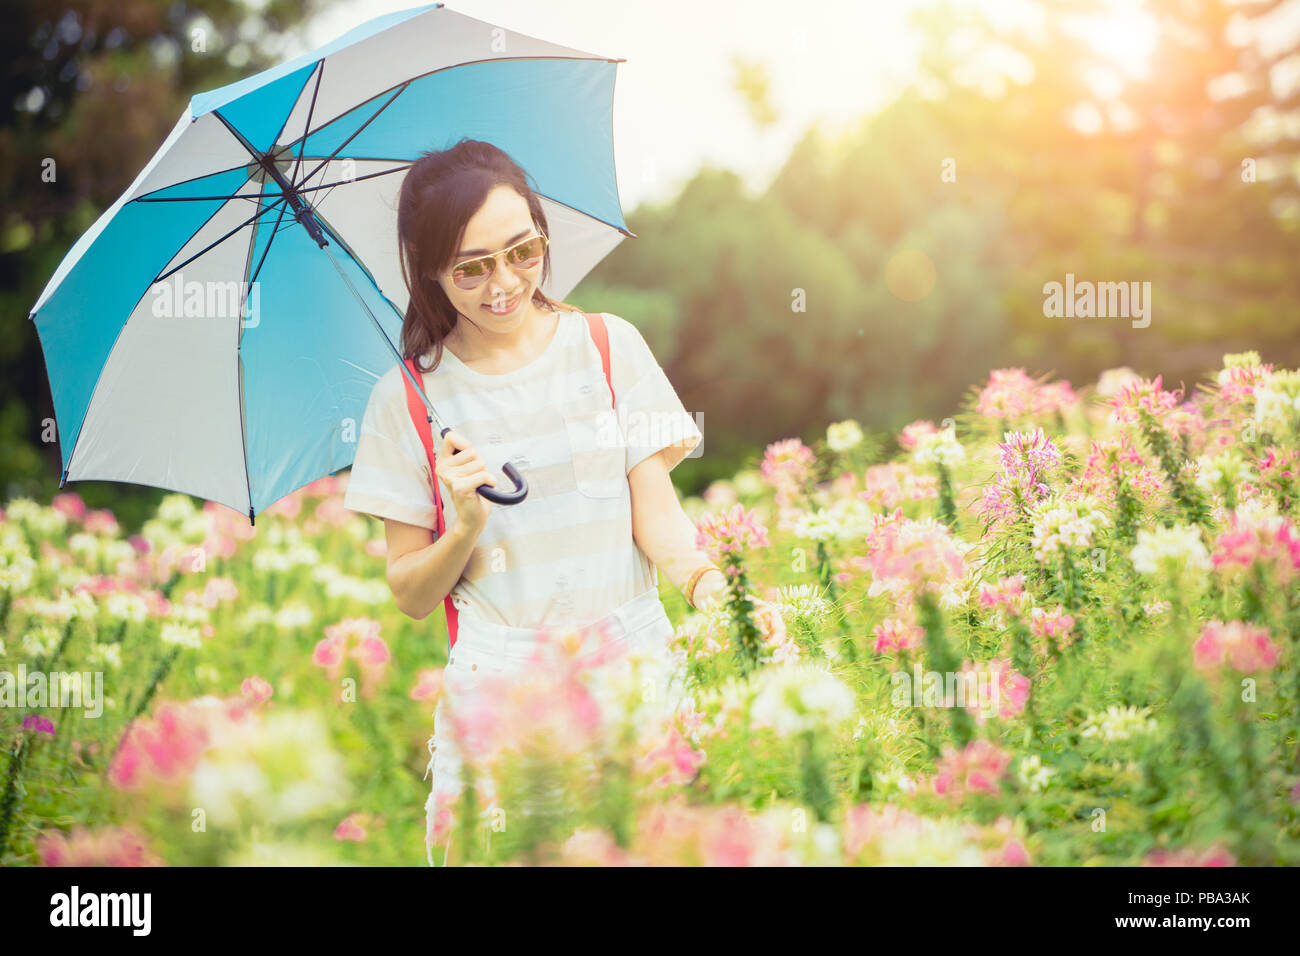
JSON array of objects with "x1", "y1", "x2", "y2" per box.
[{"x1": 343, "y1": 310, "x2": 703, "y2": 629}]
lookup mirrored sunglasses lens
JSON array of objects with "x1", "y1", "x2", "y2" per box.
[
  {"x1": 508, "y1": 237, "x2": 545, "y2": 267},
  {"x1": 453, "y1": 259, "x2": 492, "y2": 289}
]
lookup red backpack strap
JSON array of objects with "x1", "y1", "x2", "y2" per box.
[
  {"x1": 582, "y1": 312, "x2": 615, "y2": 408},
  {"x1": 400, "y1": 357, "x2": 459, "y2": 651}
]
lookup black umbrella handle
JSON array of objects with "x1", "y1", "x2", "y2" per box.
[{"x1": 439, "y1": 426, "x2": 528, "y2": 504}]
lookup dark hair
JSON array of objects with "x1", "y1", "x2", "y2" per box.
[{"x1": 396, "y1": 139, "x2": 567, "y2": 373}]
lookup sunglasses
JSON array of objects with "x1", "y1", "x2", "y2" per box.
[{"x1": 448, "y1": 233, "x2": 548, "y2": 290}]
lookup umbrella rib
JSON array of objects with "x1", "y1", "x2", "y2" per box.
[
  {"x1": 235, "y1": 183, "x2": 292, "y2": 522},
  {"x1": 290, "y1": 59, "x2": 326, "y2": 189},
  {"x1": 135, "y1": 162, "x2": 410, "y2": 203},
  {"x1": 275, "y1": 54, "x2": 624, "y2": 168},
  {"x1": 154, "y1": 194, "x2": 289, "y2": 285},
  {"x1": 293, "y1": 82, "x2": 410, "y2": 193}
]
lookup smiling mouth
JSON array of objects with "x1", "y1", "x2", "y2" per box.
[{"x1": 484, "y1": 292, "x2": 523, "y2": 315}]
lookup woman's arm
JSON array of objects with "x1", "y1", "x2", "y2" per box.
[
  {"x1": 382, "y1": 517, "x2": 479, "y2": 620},
  {"x1": 628, "y1": 450, "x2": 727, "y2": 610}
]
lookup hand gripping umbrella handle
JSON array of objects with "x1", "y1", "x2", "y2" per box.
[{"x1": 439, "y1": 426, "x2": 528, "y2": 504}]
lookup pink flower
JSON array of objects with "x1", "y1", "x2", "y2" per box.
[
  {"x1": 992, "y1": 836, "x2": 1032, "y2": 866},
  {"x1": 860, "y1": 509, "x2": 966, "y2": 601},
  {"x1": 107, "y1": 696, "x2": 254, "y2": 791},
  {"x1": 695, "y1": 504, "x2": 769, "y2": 564},
  {"x1": 409, "y1": 668, "x2": 445, "y2": 702},
  {"x1": 703, "y1": 481, "x2": 739, "y2": 508},
  {"x1": 760, "y1": 439, "x2": 816, "y2": 512},
  {"x1": 558, "y1": 828, "x2": 636, "y2": 866},
  {"x1": 1031, "y1": 380, "x2": 1077, "y2": 417},
  {"x1": 960, "y1": 659, "x2": 1030, "y2": 723},
  {"x1": 83, "y1": 509, "x2": 120, "y2": 535},
  {"x1": 200, "y1": 577, "x2": 239, "y2": 608},
  {"x1": 975, "y1": 368, "x2": 1038, "y2": 420},
  {"x1": 37, "y1": 825, "x2": 164, "y2": 866},
  {"x1": 1143, "y1": 844, "x2": 1236, "y2": 867},
  {"x1": 637, "y1": 725, "x2": 706, "y2": 789},
  {"x1": 240, "y1": 675, "x2": 273, "y2": 705},
  {"x1": 1030, "y1": 605, "x2": 1075, "y2": 647},
  {"x1": 978, "y1": 428, "x2": 1061, "y2": 525},
  {"x1": 315, "y1": 618, "x2": 389, "y2": 698},
  {"x1": 978, "y1": 574, "x2": 1028, "y2": 616},
  {"x1": 22, "y1": 715, "x2": 56, "y2": 735},
  {"x1": 333, "y1": 812, "x2": 370, "y2": 842},
  {"x1": 51, "y1": 492, "x2": 87, "y2": 522},
  {"x1": 760, "y1": 438, "x2": 816, "y2": 488},
  {"x1": 1211, "y1": 509, "x2": 1300, "y2": 585},
  {"x1": 1109, "y1": 375, "x2": 1181, "y2": 426},
  {"x1": 1074, "y1": 435, "x2": 1165, "y2": 505},
  {"x1": 843, "y1": 804, "x2": 931, "y2": 858},
  {"x1": 860, "y1": 463, "x2": 938, "y2": 508},
  {"x1": 1193, "y1": 620, "x2": 1280, "y2": 674},
  {"x1": 898, "y1": 420, "x2": 939, "y2": 450},
  {"x1": 932, "y1": 739, "x2": 1011, "y2": 802},
  {"x1": 312, "y1": 636, "x2": 345, "y2": 676},
  {"x1": 873, "y1": 616, "x2": 924, "y2": 655},
  {"x1": 352, "y1": 635, "x2": 391, "y2": 668}
]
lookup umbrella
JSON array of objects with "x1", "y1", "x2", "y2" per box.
[{"x1": 30, "y1": 2, "x2": 633, "y2": 522}]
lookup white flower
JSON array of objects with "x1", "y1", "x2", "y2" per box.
[
  {"x1": 826, "y1": 419, "x2": 864, "y2": 452},
  {"x1": 168, "y1": 602, "x2": 211, "y2": 625},
  {"x1": 749, "y1": 663, "x2": 856, "y2": 737},
  {"x1": 87, "y1": 641, "x2": 122, "y2": 669},
  {"x1": 239, "y1": 605, "x2": 275, "y2": 629},
  {"x1": 1129, "y1": 523, "x2": 1210, "y2": 578},
  {"x1": 1029, "y1": 494, "x2": 1109, "y2": 562},
  {"x1": 733, "y1": 470, "x2": 765, "y2": 497},
  {"x1": 792, "y1": 507, "x2": 841, "y2": 542},
  {"x1": 160, "y1": 622, "x2": 202, "y2": 648},
  {"x1": 1079, "y1": 705, "x2": 1158, "y2": 743},
  {"x1": 104, "y1": 592, "x2": 149, "y2": 623},
  {"x1": 1194, "y1": 450, "x2": 1255, "y2": 496},
  {"x1": 0, "y1": 553, "x2": 37, "y2": 594},
  {"x1": 273, "y1": 603, "x2": 314, "y2": 631},
  {"x1": 5, "y1": 499, "x2": 67, "y2": 536},
  {"x1": 189, "y1": 709, "x2": 351, "y2": 828},
  {"x1": 155, "y1": 494, "x2": 197, "y2": 523},
  {"x1": 21, "y1": 625, "x2": 61, "y2": 658},
  {"x1": 871, "y1": 764, "x2": 918, "y2": 796},
  {"x1": 1253, "y1": 369, "x2": 1300, "y2": 433},
  {"x1": 911, "y1": 426, "x2": 966, "y2": 468},
  {"x1": 1016, "y1": 754, "x2": 1056, "y2": 792},
  {"x1": 828, "y1": 496, "x2": 875, "y2": 540},
  {"x1": 770, "y1": 584, "x2": 833, "y2": 630}
]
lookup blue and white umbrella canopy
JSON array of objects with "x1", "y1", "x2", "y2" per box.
[{"x1": 31, "y1": 2, "x2": 632, "y2": 520}]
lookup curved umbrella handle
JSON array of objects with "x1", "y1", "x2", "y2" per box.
[{"x1": 439, "y1": 427, "x2": 529, "y2": 505}]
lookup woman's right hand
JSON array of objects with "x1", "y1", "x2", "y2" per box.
[{"x1": 437, "y1": 429, "x2": 496, "y2": 532}]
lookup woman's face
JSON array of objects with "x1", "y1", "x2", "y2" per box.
[{"x1": 434, "y1": 184, "x2": 544, "y2": 335}]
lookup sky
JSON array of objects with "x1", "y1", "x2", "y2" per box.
[
  {"x1": 274, "y1": 0, "x2": 1300, "y2": 214},
  {"x1": 279, "y1": 0, "x2": 922, "y2": 212}
]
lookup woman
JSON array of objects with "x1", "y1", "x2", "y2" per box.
[{"x1": 343, "y1": 140, "x2": 743, "y2": 865}]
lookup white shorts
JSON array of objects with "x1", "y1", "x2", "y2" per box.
[{"x1": 422, "y1": 586, "x2": 684, "y2": 865}]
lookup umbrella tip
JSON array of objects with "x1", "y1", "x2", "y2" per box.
[{"x1": 248, "y1": 507, "x2": 255, "y2": 528}]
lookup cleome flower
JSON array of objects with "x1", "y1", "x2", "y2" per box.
[
  {"x1": 749, "y1": 663, "x2": 856, "y2": 737},
  {"x1": 1129, "y1": 523, "x2": 1211, "y2": 580},
  {"x1": 1078, "y1": 705, "x2": 1158, "y2": 743},
  {"x1": 1029, "y1": 493, "x2": 1109, "y2": 563}
]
